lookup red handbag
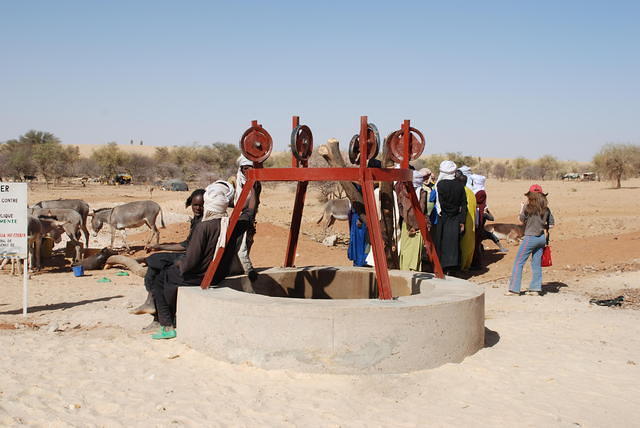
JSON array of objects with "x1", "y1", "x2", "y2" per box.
[{"x1": 541, "y1": 245, "x2": 552, "y2": 267}]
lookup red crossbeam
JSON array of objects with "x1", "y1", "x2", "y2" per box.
[{"x1": 199, "y1": 116, "x2": 445, "y2": 298}]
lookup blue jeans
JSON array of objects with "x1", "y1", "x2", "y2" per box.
[{"x1": 509, "y1": 234, "x2": 546, "y2": 293}]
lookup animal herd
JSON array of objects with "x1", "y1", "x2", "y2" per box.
[{"x1": 3, "y1": 199, "x2": 165, "y2": 274}]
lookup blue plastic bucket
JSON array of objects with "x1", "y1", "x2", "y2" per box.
[{"x1": 72, "y1": 265, "x2": 84, "y2": 277}]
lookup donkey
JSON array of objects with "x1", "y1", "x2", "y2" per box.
[
  {"x1": 316, "y1": 198, "x2": 351, "y2": 233},
  {"x1": 484, "y1": 223, "x2": 525, "y2": 244},
  {"x1": 1, "y1": 216, "x2": 67, "y2": 273},
  {"x1": 32, "y1": 199, "x2": 90, "y2": 246},
  {"x1": 29, "y1": 208, "x2": 84, "y2": 262},
  {"x1": 90, "y1": 200, "x2": 165, "y2": 250}
]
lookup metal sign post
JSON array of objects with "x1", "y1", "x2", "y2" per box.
[{"x1": 0, "y1": 182, "x2": 29, "y2": 315}]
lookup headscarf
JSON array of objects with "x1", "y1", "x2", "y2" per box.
[
  {"x1": 203, "y1": 180, "x2": 234, "y2": 253},
  {"x1": 418, "y1": 168, "x2": 432, "y2": 181},
  {"x1": 459, "y1": 165, "x2": 473, "y2": 189},
  {"x1": 235, "y1": 155, "x2": 253, "y2": 204},
  {"x1": 411, "y1": 170, "x2": 425, "y2": 198},
  {"x1": 471, "y1": 174, "x2": 486, "y2": 193},
  {"x1": 436, "y1": 160, "x2": 457, "y2": 183},
  {"x1": 435, "y1": 160, "x2": 457, "y2": 214},
  {"x1": 475, "y1": 190, "x2": 487, "y2": 228}
]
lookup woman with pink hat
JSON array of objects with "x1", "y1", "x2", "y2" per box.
[{"x1": 507, "y1": 184, "x2": 555, "y2": 296}]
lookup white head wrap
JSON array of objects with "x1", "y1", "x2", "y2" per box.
[
  {"x1": 459, "y1": 165, "x2": 473, "y2": 188},
  {"x1": 237, "y1": 155, "x2": 253, "y2": 168},
  {"x1": 235, "y1": 155, "x2": 253, "y2": 204},
  {"x1": 412, "y1": 170, "x2": 425, "y2": 198},
  {"x1": 435, "y1": 160, "x2": 457, "y2": 214},
  {"x1": 203, "y1": 180, "x2": 234, "y2": 257},
  {"x1": 436, "y1": 160, "x2": 457, "y2": 183},
  {"x1": 203, "y1": 180, "x2": 233, "y2": 220},
  {"x1": 471, "y1": 174, "x2": 486, "y2": 193}
]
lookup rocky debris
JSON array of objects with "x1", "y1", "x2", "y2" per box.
[
  {"x1": 588, "y1": 289, "x2": 640, "y2": 310},
  {"x1": 47, "y1": 322, "x2": 60, "y2": 333},
  {"x1": 322, "y1": 235, "x2": 338, "y2": 247}
]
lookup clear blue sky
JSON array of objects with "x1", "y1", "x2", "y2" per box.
[{"x1": 1, "y1": 1, "x2": 638, "y2": 161}]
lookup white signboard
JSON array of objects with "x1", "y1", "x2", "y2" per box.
[{"x1": 0, "y1": 182, "x2": 28, "y2": 259}]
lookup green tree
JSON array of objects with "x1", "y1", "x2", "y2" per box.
[
  {"x1": 445, "y1": 152, "x2": 477, "y2": 169},
  {"x1": 512, "y1": 157, "x2": 530, "y2": 179},
  {"x1": 492, "y1": 162, "x2": 507, "y2": 180},
  {"x1": 535, "y1": 155, "x2": 561, "y2": 180},
  {"x1": 0, "y1": 130, "x2": 62, "y2": 179},
  {"x1": 91, "y1": 142, "x2": 130, "y2": 181},
  {"x1": 593, "y1": 143, "x2": 640, "y2": 188}
]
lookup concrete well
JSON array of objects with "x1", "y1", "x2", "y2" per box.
[{"x1": 177, "y1": 266, "x2": 484, "y2": 374}]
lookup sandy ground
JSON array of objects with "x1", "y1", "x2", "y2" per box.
[{"x1": 1, "y1": 178, "x2": 640, "y2": 426}]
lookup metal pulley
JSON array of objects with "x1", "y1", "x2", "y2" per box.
[
  {"x1": 290, "y1": 125, "x2": 313, "y2": 162},
  {"x1": 348, "y1": 123, "x2": 380, "y2": 165},
  {"x1": 239, "y1": 123, "x2": 273, "y2": 163},
  {"x1": 385, "y1": 127, "x2": 426, "y2": 164}
]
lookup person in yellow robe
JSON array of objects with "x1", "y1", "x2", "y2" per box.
[
  {"x1": 395, "y1": 169, "x2": 429, "y2": 271},
  {"x1": 456, "y1": 169, "x2": 476, "y2": 271}
]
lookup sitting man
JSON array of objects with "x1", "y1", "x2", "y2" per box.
[
  {"x1": 131, "y1": 189, "x2": 205, "y2": 333},
  {"x1": 150, "y1": 180, "x2": 241, "y2": 339}
]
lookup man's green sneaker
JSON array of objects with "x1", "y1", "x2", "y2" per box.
[{"x1": 151, "y1": 326, "x2": 176, "y2": 340}]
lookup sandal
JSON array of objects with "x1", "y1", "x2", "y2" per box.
[
  {"x1": 504, "y1": 291, "x2": 522, "y2": 296},
  {"x1": 151, "y1": 326, "x2": 176, "y2": 340}
]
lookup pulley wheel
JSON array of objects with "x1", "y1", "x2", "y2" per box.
[
  {"x1": 347, "y1": 123, "x2": 380, "y2": 165},
  {"x1": 239, "y1": 125, "x2": 273, "y2": 163},
  {"x1": 386, "y1": 127, "x2": 426, "y2": 164},
  {"x1": 290, "y1": 125, "x2": 313, "y2": 162}
]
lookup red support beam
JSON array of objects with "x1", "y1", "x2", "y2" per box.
[
  {"x1": 199, "y1": 177, "x2": 256, "y2": 289},
  {"x1": 284, "y1": 115, "x2": 308, "y2": 267},
  {"x1": 200, "y1": 117, "x2": 441, "y2": 300},
  {"x1": 250, "y1": 167, "x2": 412, "y2": 182}
]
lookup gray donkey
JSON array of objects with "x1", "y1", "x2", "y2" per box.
[{"x1": 90, "y1": 200, "x2": 165, "y2": 250}]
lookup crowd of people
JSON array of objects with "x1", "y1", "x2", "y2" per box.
[
  {"x1": 136, "y1": 156, "x2": 554, "y2": 339},
  {"x1": 347, "y1": 159, "x2": 554, "y2": 295}
]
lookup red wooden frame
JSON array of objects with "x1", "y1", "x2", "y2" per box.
[{"x1": 199, "y1": 116, "x2": 445, "y2": 298}]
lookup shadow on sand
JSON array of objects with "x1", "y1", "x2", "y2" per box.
[
  {"x1": 484, "y1": 327, "x2": 500, "y2": 348},
  {"x1": 542, "y1": 281, "x2": 569, "y2": 294},
  {"x1": 0, "y1": 295, "x2": 124, "y2": 315}
]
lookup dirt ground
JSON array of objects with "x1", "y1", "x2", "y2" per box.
[
  {"x1": 23, "y1": 176, "x2": 640, "y2": 284},
  {"x1": 1, "y1": 177, "x2": 639, "y2": 425}
]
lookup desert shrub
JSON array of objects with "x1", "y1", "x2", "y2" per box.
[
  {"x1": 521, "y1": 165, "x2": 544, "y2": 180},
  {"x1": 492, "y1": 162, "x2": 507, "y2": 180},
  {"x1": 421, "y1": 154, "x2": 445, "y2": 174},
  {"x1": 445, "y1": 152, "x2": 477, "y2": 169},
  {"x1": 265, "y1": 152, "x2": 292, "y2": 168},
  {"x1": 535, "y1": 155, "x2": 561, "y2": 180},
  {"x1": 124, "y1": 153, "x2": 156, "y2": 183},
  {"x1": 73, "y1": 157, "x2": 101, "y2": 177},
  {"x1": 475, "y1": 160, "x2": 494, "y2": 177},
  {"x1": 593, "y1": 143, "x2": 640, "y2": 188},
  {"x1": 91, "y1": 142, "x2": 130, "y2": 181}
]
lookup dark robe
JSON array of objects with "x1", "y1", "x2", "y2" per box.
[
  {"x1": 433, "y1": 179, "x2": 467, "y2": 270},
  {"x1": 472, "y1": 190, "x2": 487, "y2": 268},
  {"x1": 153, "y1": 218, "x2": 245, "y2": 327}
]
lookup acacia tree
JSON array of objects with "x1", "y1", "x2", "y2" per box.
[
  {"x1": 91, "y1": 142, "x2": 130, "y2": 181},
  {"x1": 536, "y1": 155, "x2": 561, "y2": 180},
  {"x1": 0, "y1": 130, "x2": 63, "y2": 179},
  {"x1": 593, "y1": 143, "x2": 639, "y2": 188},
  {"x1": 492, "y1": 162, "x2": 507, "y2": 180}
]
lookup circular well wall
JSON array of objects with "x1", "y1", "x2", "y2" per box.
[{"x1": 177, "y1": 266, "x2": 484, "y2": 373}]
